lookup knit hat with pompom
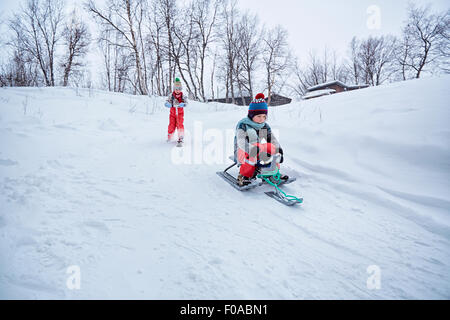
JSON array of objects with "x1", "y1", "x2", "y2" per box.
[
  {"x1": 248, "y1": 93, "x2": 268, "y2": 120},
  {"x1": 174, "y1": 77, "x2": 182, "y2": 90}
]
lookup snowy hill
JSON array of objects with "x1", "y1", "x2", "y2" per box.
[{"x1": 0, "y1": 76, "x2": 449, "y2": 299}]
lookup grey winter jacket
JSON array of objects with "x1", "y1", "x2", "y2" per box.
[
  {"x1": 234, "y1": 117, "x2": 281, "y2": 161},
  {"x1": 166, "y1": 92, "x2": 188, "y2": 107}
]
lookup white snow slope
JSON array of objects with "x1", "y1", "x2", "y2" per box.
[{"x1": 0, "y1": 76, "x2": 449, "y2": 299}]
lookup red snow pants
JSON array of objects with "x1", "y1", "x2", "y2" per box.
[
  {"x1": 237, "y1": 142, "x2": 279, "y2": 178},
  {"x1": 168, "y1": 107, "x2": 184, "y2": 139}
]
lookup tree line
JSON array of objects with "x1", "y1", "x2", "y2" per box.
[{"x1": 0, "y1": 0, "x2": 448, "y2": 103}]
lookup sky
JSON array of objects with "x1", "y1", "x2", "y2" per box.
[
  {"x1": 238, "y1": 0, "x2": 450, "y2": 63},
  {"x1": 0, "y1": 0, "x2": 449, "y2": 91}
]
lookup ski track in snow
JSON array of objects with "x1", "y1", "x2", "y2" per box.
[{"x1": 0, "y1": 81, "x2": 449, "y2": 299}]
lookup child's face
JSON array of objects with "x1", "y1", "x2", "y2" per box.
[
  {"x1": 252, "y1": 114, "x2": 267, "y2": 124},
  {"x1": 174, "y1": 89, "x2": 181, "y2": 93}
]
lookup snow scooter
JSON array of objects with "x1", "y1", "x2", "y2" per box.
[{"x1": 216, "y1": 153, "x2": 303, "y2": 206}]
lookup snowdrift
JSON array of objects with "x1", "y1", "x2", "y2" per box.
[{"x1": 0, "y1": 76, "x2": 449, "y2": 299}]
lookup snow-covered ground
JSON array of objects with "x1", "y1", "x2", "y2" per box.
[{"x1": 0, "y1": 76, "x2": 449, "y2": 299}]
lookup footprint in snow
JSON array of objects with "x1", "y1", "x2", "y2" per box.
[
  {"x1": 53, "y1": 124, "x2": 77, "y2": 131},
  {"x1": 80, "y1": 220, "x2": 110, "y2": 236},
  {"x1": 0, "y1": 216, "x2": 6, "y2": 228},
  {"x1": 98, "y1": 118, "x2": 121, "y2": 132},
  {"x1": 0, "y1": 159, "x2": 18, "y2": 166}
]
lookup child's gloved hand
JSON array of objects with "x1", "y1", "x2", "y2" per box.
[
  {"x1": 165, "y1": 102, "x2": 172, "y2": 108},
  {"x1": 179, "y1": 103, "x2": 186, "y2": 107}
]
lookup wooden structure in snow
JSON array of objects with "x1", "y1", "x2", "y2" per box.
[
  {"x1": 208, "y1": 94, "x2": 292, "y2": 106},
  {"x1": 303, "y1": 81, "x2": 369, "y2": 100}
]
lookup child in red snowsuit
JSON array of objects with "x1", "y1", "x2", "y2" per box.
[{"x1": 165, "y1": 78, "x2": 188, "y2": 143}]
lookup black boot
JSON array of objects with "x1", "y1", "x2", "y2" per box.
[{"x1": 237, "y1": 174, "x2": 252, "y2": 187}]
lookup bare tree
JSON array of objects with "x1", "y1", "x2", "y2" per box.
[
  {"x1": 210, "y1": 49, "x2": 218, "y2": 100},
  {"x1": 61, "y1": 9, "x2": 90, "y2": 86},
  {"x1": 262, "y1": 25, "x2": 291, "y2": 106},
  {"x1": 97, "y1": 12, "x2": 134, "y2": 93},
  {"x1": 98, "y1": 24, "x2": 113, "y2": 91},
  {"x1": 358, "y1": 35, "x2": 397, "y2": 86},
  {"x1": 395, "y1": 25, "x2": 416, "y2": 80},
  {"x1": 155, "y1": 0, "x2": 178, "y2": 95},
  {"x1": 290, "y1": 59, "x2": 306, "y2": 97},
  {"x1": 321, "y1": 47, "x2": 330, "y2": 83},
  {"x1": 291, "y1": 48, "x2": 350, "y2": 97},
  {"x1": 438, "y1": 23, "x2": 450, "y2": 73},
  {"x1": 87, "y1": 0, "x2": 148, "y2": 95},
  {"x1": 146, "y1": 0, "x2": 166, "y2": 95},
  {"x1": 220, "y1": 0, "x2": 239, "y2": 104},
  {"x1": 2, "y1": 15, "x2": 39, "y2": 87},
  {"x1": 172, "y1": 1, "x2": 200, "y2": 99},
  {"x1": 0, "y1": 48, "x2": 39, "y2": 87},
  {"x1": 9, "y1": 0, "x2": 65, "y2": 86},
  {"x1": 348, "y1": 36, "x2": 362, "y2": 85},
  {"x1": 305, "y1": 50, "x2": 323, "y2": 86},
  {"x1": 400, "y1": 3, "x2": 450, "y2": 78},
  {"x1": 191, "y1": 0, "x2": 219, "y2": 101},
  {"x1": 235, "y1": 11, "x2": 262, "y2": 98}
]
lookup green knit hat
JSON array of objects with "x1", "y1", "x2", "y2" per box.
[{"x1": 174, "y1": 77, "x2": 182, "y2": 90}]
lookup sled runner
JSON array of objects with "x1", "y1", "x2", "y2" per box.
[{"x1": 217, "y1": 155, "x2": 302, "y2": 206}]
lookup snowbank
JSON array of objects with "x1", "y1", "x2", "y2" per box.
[
  {"x1": 0, "y1": 76, "x2": 449, "y2": 299},
  {"x1": 302, "y1": 88, "x2": 336, "y2": 99}
]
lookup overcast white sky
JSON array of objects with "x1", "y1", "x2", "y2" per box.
[
  {"x1": 238, "y1": 0, "x2": 450, "y2": 62},
  {"x1": 1, "y1": 0, "x2": 449, "y2": 90},
  {"x1": 2, "y1": 0, "x2": 449, "y2": 60}
]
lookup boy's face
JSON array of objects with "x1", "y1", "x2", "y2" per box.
[
  {"x1": 252, "y1": 114, "x2": 267, "y2": 124},
  {"x1": 174, "y1": 89, "x2": 181, "y2": 93}
]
